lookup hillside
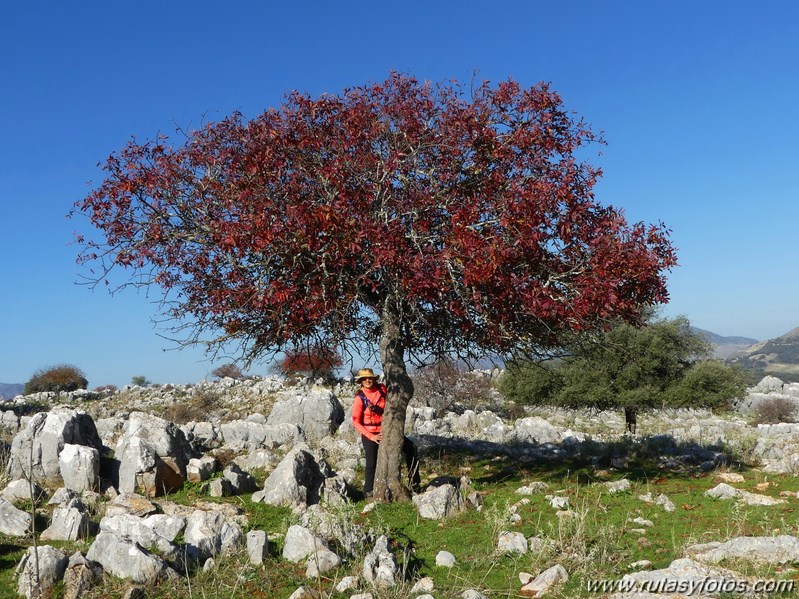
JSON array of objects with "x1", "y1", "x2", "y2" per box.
[
  {"x1": 0, "y1": 383, "x2": 23, "y2": 400},
  {"x1": 691, "y1": 327, "x2": 758, "y2": 360},
  {"x1": 727, "y1": 326, "x2": 799, "y2": 379}
]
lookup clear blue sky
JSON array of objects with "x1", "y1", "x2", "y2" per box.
[{"x1": 2, "y1": 1, "x2": 797, "y2": 387}]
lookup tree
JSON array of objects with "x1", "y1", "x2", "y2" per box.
[
  {"x1": 211, "y1": 363, "x2": 245, "y2": 380},
  {"x1": 130, "y1": 375, "x2": 150, "y2": 387},
  {"x1": 502, "y1": 316, "x2": 747, "y2": 433},
  {"x1": 74, "y1": 74, "x2": 676, "y2": 499},
  {"x1": 276, "y1": 344, "x2": 342, "y2": 379},
  {"x1": 24, "y1": 364, "x2": 88, "y2": 395}
]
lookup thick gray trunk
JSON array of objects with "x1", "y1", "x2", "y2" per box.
[{"x1": 373, "y1": 297, "x2": 414, "y2": 501}]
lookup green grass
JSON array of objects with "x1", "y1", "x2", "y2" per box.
[{"x1": 3, "y1": 450, "x2": 799, "y2": 598}]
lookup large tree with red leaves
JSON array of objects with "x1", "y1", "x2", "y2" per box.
[{"x1": 74, "y1": 74, "x2": 676, "y2": 500}]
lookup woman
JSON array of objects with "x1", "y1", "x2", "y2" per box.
[{"x1": 351, "y1": 368, "x2": 421, "y2": 497}]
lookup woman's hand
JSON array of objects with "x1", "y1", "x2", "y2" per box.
[{"x1": 371, "y1": 432, "x2": 382, "y2": 443}]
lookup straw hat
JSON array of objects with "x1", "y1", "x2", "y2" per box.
[{"x1": 355, "y1": 368, "x2": 380, "y2": 382}]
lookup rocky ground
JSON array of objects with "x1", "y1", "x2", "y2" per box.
[{"x1": 2, "y1": 374, "x2": 799, "y2": 598}]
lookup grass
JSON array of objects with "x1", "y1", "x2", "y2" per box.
[{"x1": 3, "y1": 448, "x2": 799, "y2": 598}]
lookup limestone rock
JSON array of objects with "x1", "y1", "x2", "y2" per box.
[
  {"x1": 58, "y1": 443, "x2": 100, "y2": 493},
  {"x1": 7, "y1": 407, "x2": 102, "y2": 488},
  {"x1": 86, "y1": 530, "x2": 171, "y2": 584},
  {"x1": 497, "y1": 531, "x2": 528, "y2": 554},
  {"x1": 115, "y1": 412, "x2": 193, "y2": 496},
  {"x1": 412, "y1": 483, "x2": 463, "y2": 520},
  {"x1": 0, "y1": 496, "x2": 31, "y2": 536},
  {"x1": 362, "y1": 535, "x2": 398, "y2": 588},
  {"x1": 520, "y1": 564, "x2": 568, "y2": 597},
  {"x1": 40, "y1": 498, "x2": 92, "y2": 541},
  {"x1": 436, "y1": 550, "x2": 457, "y2": 567},
  {"x1": 282, "y1": 524, "x2": 329, "y2": 563},
  {"x1": 512, "y1": 417, "x2": 561, "y2": 444},
  {"x1": 255, "y1": 446, "x2": 325, "y2": 508},
  {"x1": 184, "y1": 509, "x2": 243, "y2": 562},
  {"x1": 305, "y1": 547, "x2": 341, "y2": 577},
  {"x1": 62, "y1": 551, "x2": 101, "y2": 599},
  {"x1": 247, "y1": 530, "x2": 269, "y2": 565},
  {"x1": 1, "y1": 479, "x2": 45, "y2": 505},
  {"x1": 267, "y1": 388, "x2": 345, "y2": 441},
  {"x1": 16, "y1": 545, "x2": 68, "y2": 599},
  {"x1": 689, "y1": 535, "x2": 799, "y2": 565}
]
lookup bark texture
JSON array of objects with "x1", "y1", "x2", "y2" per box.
[{"x1": 373, "y1": 297, "x2": 414, "y2": 501}]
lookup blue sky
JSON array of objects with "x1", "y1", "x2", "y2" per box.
[{"x1": 1, "y1": 1, "x2": 797, "y2": 387}]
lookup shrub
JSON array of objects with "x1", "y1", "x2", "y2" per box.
[
  {"x1": 130, "y1": 375, "x2": 151, "y2": 387},
  {"x1": 24, "y1": 364, "x2": 88, "y2": 394},
  {"x1": 754, "y1": 397, "x2": 798, "y2": 424},
  {"x1": 212, "y1": 363, "x2": 244, "y2": 380},
  {"x1": 411, "y1": 360, "x2": 495, "y2": 416},
  {"x1": 498, "y1": 360, "x2": 564, "y2": 406},
  {"x1": 94, "y1": 384, "x2": 118, "y2": 393},
  {"x1": 666, "y1": 360, "x2": 747, "y2": 410}
]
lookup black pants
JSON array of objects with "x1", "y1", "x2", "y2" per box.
[{"x1": 361, "y1": 435, "x2": 421, "y2": 495}]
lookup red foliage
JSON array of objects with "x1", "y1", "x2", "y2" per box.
[
  {"x1": 279, "y1": 346, "x2": 343, "y2": 378},
  {"x1": 74, "y1": 73, "x2": 676, "y2": 363}
]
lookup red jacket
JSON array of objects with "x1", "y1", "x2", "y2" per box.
[{"x1": 352, "y1": 384, "x2": 386, "y2": 438}]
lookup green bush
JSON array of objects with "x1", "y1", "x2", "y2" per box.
[
  {"x1": 24, "y1": 364, "x2": 88, "y2": 394},
  {"x1": 667, "y1": 360, "x2": 747, "y2": 410},
  {"x1": 498, "y1": 360, "x2": 563, "y2": 406}
]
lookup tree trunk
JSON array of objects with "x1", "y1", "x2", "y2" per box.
[
  {"x1": 373, "y1": 297, "x2": 414, "y2": 502},
  {"x1": 624, "y1": 406, "x2": 637, "y2": 435}
]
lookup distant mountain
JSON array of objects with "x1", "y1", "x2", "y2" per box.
[
  {"x1": 727, "y1": 326, "x2": 799, "y2": 379},
  {"x1": 0, "y1": 383, "x2": 23, "y2": 400},
  {"x1": 691, "y1": 327, "x2": 759, "y2": 360}
]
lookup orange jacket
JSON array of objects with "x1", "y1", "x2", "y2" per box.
[{"x1": 352, "y1": 384, "x2": 386, "y2": 438}]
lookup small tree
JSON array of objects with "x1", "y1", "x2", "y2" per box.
[
  {"x1": 211, "y1": 363, "x2": 245, "y2": 380},
  {"x1": 277, "y1": 345, "x2": 343, "y2": 379},
  {"x1": 24, "y1": 364, "x2": 88, "y2": 395},
  {"x1": 502, "y1": 316, "x2": 746, "y2": 433},
  {"x1": 74, "y1": 74, "x2": 676, "y2": 499},
  {"x1": 130, "y1": 375, "x2": 150, "y2": 387},
  {"x1": 411, "y1": 360, "x2": 494, "y2": 417}
]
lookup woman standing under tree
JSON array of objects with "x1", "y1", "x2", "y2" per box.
[{"x1": 351, "y1": 368, "x2": 421, "y2": 497}]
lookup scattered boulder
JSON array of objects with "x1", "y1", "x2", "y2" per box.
[
  {"x1": 247, "y1": 530, "x2": 269, "y2": 565},
  {"x1": 362, "y1": 535, "x2": 398, "y2": 588},
  {"x1": 497, "y1": 531, "x2": 528, "y2": 554},
  {"x1": 282, "y1": 525, "x2": 329, "y2": 563},
  {"x1": 86, "y1": 530, "x2": 173, "y2": 584},
  {"x1": 305, "y1": 547, "x2": 341, "y2": 578},
  {"x1": 115, "y1": 412, "x2": 194, "y2": 496},
  {"x1": 704, "y1": 482, "x2": 787, "y2": 506},
  {"x1": 1, "y1": 478, "x2": 44, "y2": 505},
  {"x1": 62, "y1": 551, "x2": 101, "y2": 599},
  {"x1": 436, "y1": 550, "x2": 457, "y2": 568},
  {"x1": 267, "y1": 389, "x2": 345, "y2": 441},
  {"x1": 689, "y1": 535, "x2": 799, "y2": 565},
  {"x1": 253, "y1": 446, "x2": 325, "y2": 508},
  {"x1": 105, "y1": 492, "x2": 160, "y2": 518},
  {"x1": 16, "y1": 545, "x2": 68, "y2": 599},
  {"x1": 184, "y1": 508, "x2": 244, "y2": 562},
  {"x1": 520, "y1": 564, "x2": 568, "y2": 597},
  {"x1": 220, "y1": 420, "x2": 305, "y2": 451},
  {"x1": 0, "y1": 496, "x2": 31, "y2": 536},
  {"x1": 512, "y1": 417, "x2": 561, "y2": 444},
  {"x1": 412, "y1": 483, "x2": 463, "y2": 519},
  {"x1": 40, "y1": 497, "x2": 92, "y2": 541},
  {"x1": 59, "y1": 443, "x2": 100, "y2": 492},
  {"x1": 186, "y1": 456, "x2": 217, "y2": 483},
  {"x1": 7, "y1": 407, "x2": 102, "y2": 488},
  {"x1": 604, "y1": 479, "x2": 631, "y2": 494}
]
